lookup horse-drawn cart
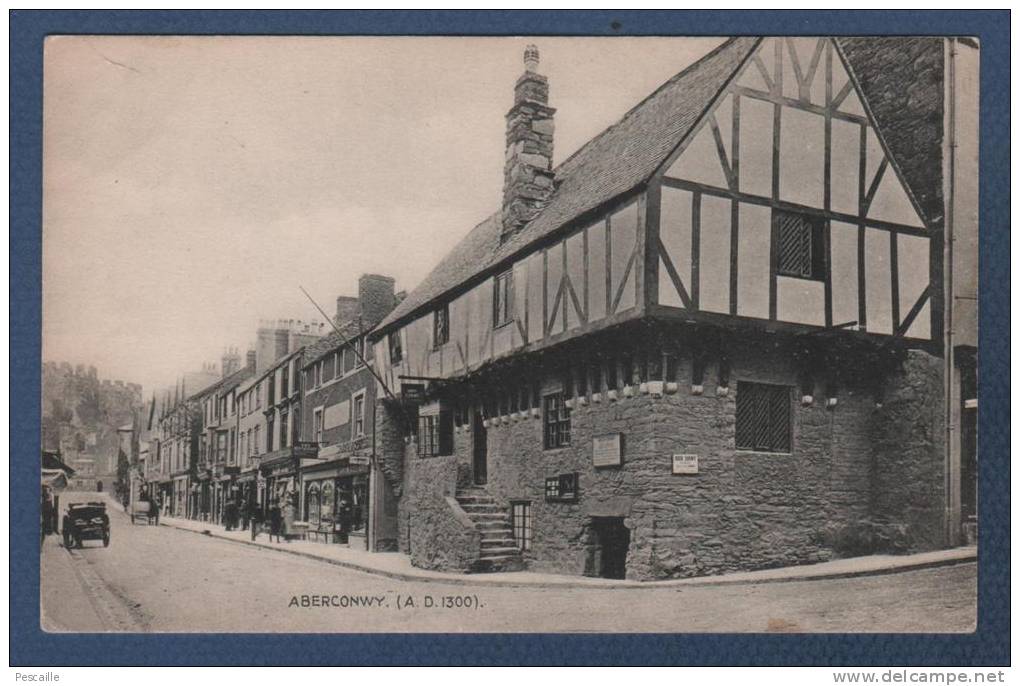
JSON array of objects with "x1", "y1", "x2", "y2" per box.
[{"x1": 129, "y1": 499, "x2": 158, "y2": 525}]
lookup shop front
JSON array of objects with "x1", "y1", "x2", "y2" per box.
[
  {"x1": 259, "y1": 443, "x2": 319, "y2": 534},
  {"x1": 299, "y1": 443, "x2": 371, "y2": 548}
]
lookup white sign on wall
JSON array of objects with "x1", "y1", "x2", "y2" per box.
[
  {"x1": 324, "y1": 400, "x2": 350, "y2": 430},
  {"x1": 593, "y1": 433, "x2": 623, "y2": 468},
  {"x1": 672, "y1": 454, "x2": 699, "y2": 475}
]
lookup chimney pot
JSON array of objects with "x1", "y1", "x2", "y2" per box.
[
  {"x1": 524, "y1": 44, "x2": 540, "y2": 72},
  {"x1": 502, "y1": 44, "x2": 555, "y2": 241}
]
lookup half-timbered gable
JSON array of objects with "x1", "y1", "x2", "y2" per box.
[
  {"x1": 372, "y1": 37, "x2": 940, "y2": 398},
  {"x1": 656, "y1": 37, "x2": 932, "y2": 339}
]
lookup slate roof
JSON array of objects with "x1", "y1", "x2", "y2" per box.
[
  {"x1": 302, "y1": 319, "x2": 367, "y2": 367},
  {"x1": 187, "y1": 365, "x2": 253, "y2": 402},
  {"x1": 375, "y1": 36, "x2": 945, "y2": 335},
  {"x1": 837, "y1": 37, "x2": 945, "y2": 225}
]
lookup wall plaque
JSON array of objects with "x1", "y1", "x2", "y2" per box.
[
  {"x1": 672, "y1": 454, "x2": 699, "y2": 475},
  {"x1": 592, "y1": 433, "x2": 623, "y2": 468}
]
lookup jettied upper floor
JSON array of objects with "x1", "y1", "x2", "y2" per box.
[{"x1": 371, "y1": 36, "x2": 960, "y2": 392}]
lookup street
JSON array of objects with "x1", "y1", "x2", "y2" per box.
[{"x1": 41, "y1": 493, "x2": 977, "y2": 634}]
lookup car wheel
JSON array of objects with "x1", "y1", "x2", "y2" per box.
[
  {"x1": 103, "y1": 531, "x2": 110, "y2": 547},
  {"x1": 75, "y1": 535, "x2": 83, "y2": 549},
  {"x1": 63, "y1": 530, "x2": 72, "y2": 548}
]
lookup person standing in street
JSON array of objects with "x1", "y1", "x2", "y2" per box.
[
  {"x1": 250, "y1": 503, "x2": 263, "y2": 541},
  {"x1": 269, "y1": 499, "x2": 283, "y2": 543}
]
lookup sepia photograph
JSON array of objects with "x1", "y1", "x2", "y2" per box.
[{"x1": 35, "y1": 29, "x2": 981, "y2": 639}]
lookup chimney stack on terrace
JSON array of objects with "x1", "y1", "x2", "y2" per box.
[{"x1": 501, "y1": 44, "x2": 556, "y2": 242}]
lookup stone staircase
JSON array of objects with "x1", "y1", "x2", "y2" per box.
[{"x1": 455, "y1": 487, "x2": 525, "y2": 573}]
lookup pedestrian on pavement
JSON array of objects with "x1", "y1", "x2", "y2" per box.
[
  {"x1": 269, "y1": 499, "x2": 283, "y2": 543},
  {"x1": 250, "y1": 503, "x2": 264, "y2": 541},
  {"x1": 225, "y1": 499, "x2": 238, "y2": 531},
  {"x1": 239, "y1": 499, "x2": 249, "y2": 531}
]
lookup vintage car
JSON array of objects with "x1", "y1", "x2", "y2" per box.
[{"x1": 62, "y1": 502, "x2": 110, "y2": 548}]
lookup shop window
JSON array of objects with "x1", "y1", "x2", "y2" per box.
[
  {"x1": 434, "y1": 304, "x2": 450, "y2": 348},
  {"x1": 543, "y1": 393, "x2": 571, "y2": 449},
  {"x1": 320, "y1": 481, "x2": 335, "y2": 531},
  {"x1": 306, "y1": 483, "x2": 320, "y2": 527},
  {"x1": 493, "y1": 270, "x2": 513, "y2": 328},
  {"x1": 735, "y1": 382, "x2": 792, "y2": 452},
  {"x1": 511, "y1": 501, "x2": 532, "y2": 552},
  {"x1": 774, "y1": 209, "x2": 825, "y2": 280}
]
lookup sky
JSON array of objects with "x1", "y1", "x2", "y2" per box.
[{"x1": 42, "y1": 35, "x2": 723, "y2": 394}]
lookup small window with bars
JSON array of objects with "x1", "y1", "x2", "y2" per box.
[
  {"x1": 736, "y1": 382, "x2": 792, "y2": 453},
  {"x1": 543, "y1": 393, "x2": 571, "y2": 449},
  {"x1": 774, "y1": 209, "x2": 825, "y2": 280},
  {"x1": 511, "y1": 501, "x2": 532, "y2": 552}
]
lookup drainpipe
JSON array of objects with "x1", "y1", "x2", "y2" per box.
[{"x1": 942, "y1": 37, "x2": 958, "y2": 547}]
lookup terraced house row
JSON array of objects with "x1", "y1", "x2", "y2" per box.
[{"x1": 139, "y1": 36, "x2": 979, "y2": 581}]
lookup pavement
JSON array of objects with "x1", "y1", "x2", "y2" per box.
[{"x1": 158, "y1": 513, "x2": 978, "y2": 589}]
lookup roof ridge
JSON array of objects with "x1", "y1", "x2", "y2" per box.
[{"x1": 553, "y1": 37, "x2": 743, "y2": 174}]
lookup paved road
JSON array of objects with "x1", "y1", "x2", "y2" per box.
[{"x1": 41, "y1": 492, "x2": 976, "y2": 633}]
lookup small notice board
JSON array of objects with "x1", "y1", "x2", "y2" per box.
[
  {"x1": 593, "y1": 433, "x2": 623, "y2": 468},
  {"x1": 672, "y1": 454, "x2": 699, "y2": 475}
]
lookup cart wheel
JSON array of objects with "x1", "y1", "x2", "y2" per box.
[{"x1": 103, "y1": 531, "x2": 110, "y2": 547}]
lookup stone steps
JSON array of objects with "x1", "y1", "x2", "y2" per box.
[{"x1": 455, "y1": 488, "x2": 524, "y2": 573}]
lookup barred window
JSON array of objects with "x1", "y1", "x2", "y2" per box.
[
  {"x1": 543, "y1": 393, "x2": 571, "y2": 449},
  {"x1": 736, "y1": 382, "x2": 792, "y2": 452},
  {"x1": 774, "y1": 209, "x2": 825, "y2": 280},
  {"x1": 511, "y1": 501, "x2": 532, "y2": 552}
]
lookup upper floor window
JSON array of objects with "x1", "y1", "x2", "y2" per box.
[
  {"x1": 279, "y1": 411, "x2": 289, "y2": 449},
  {"x1": 313, "y1": 362, "x2": 322, "y2": 388},
  {"x1": 352, "y1": 390, "x2": 367, "y2": 438},
  {"x1": 313, "y1": 408, "x2": 324, "y2": 445},
  {"x1": 354, "y1": 337, "x2": 366, "y2": 367},
  {"x1": 433, "y1": 304, "x2": 450, "y2": 348},
  {"x1": 388, "y1": 333, "x2": 403, "y2": 365},
  {"x1": 774, "y1": 209, "x2": 825, "y2": 281},
  {"x1": 281, "y1": 366, "x2": 289, "y2": 397},
  {"x1": 543, "y1": 393, "x2": 571, "y2": 449},
  {"x1": 735, "y1": 381, "x2": 792, "y2": 453},
  {"x1": 493, "y1": 271, "x2": 513, "y2": 328}
]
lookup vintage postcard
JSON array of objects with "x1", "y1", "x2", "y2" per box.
[{"x1": 38, "y1": 34, "x2": 979, "y2": 635}]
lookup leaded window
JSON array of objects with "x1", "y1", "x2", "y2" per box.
[{"x1": 735, "y1": 382, "x2": 792, "y2": 452}]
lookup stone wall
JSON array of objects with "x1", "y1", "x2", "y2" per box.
[
  {"x1": 401, "y1": 452, "x2": 481, "y2": 571},
  {"x1": 870, "y1": 349, "x2": 946, "y2": 551},
  {"x1": 395, "y1": 338, "x2": 947, "y2": 580}
]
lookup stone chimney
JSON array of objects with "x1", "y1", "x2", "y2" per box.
[
  {"x1": 221, "y1": 347, "x2": 241, "y2": 378},
  {"x1": 358, "y1": 274, "x2": 397, "y2": 328},
  {"x1": 246, "y1": 349, "x2": 257, "y2": 371},
  {"x1": 336, "y1": 296, "x2": 360, "y2": 326},
  {"x1": 502, "y1": 44, "x2": 556, "y2": 241}
]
